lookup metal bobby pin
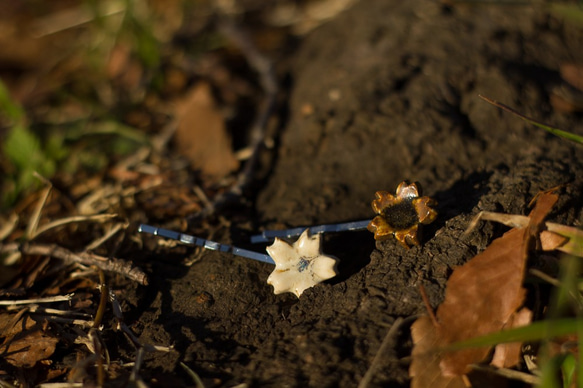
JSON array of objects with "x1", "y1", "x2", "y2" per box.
[
  {"x1": 249, "y1": 219, "x2": 371, "y2": 243},
  {"x1": 138, "y1": 224, "x2": 275, "y2": 265}
]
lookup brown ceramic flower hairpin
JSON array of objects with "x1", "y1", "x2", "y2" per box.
[
  {"x1": 367, "y1": 181, "x2": 438, "y2": 248},
  {"x1": 251, "y1": 180, "x2": 438, "y2": 249}
]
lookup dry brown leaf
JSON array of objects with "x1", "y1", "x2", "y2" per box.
[
  {"x1": 437, "y1": 227, "x2": 528, "y2": 376},
  {"x1": 0, "y1": 213, "x2": 18, "y2": 241},
  {"x1": 544, "y1": 224, "x2": 583, "y2": 257},
  {"x1": 0, "y1": 311, "x2": 36, "y2": 338},
  {"x1": 540, "y1": 230, "x2": 569, "y2": 251},
  {"x1": 527, "y1": 192, "x2": 558, "y2": 234},
  {"x1": 410, "y1": 315, "x2": 467, "y2": 388},
  {"x1": 1, "y1": 328, "x2": 58, "y2": 368},
  {"x1": 437, "y1": 192, "x2": 557, "y2": 376},
  {"x1": 106, "y1": 43, "x2": 143, "y2": 90},
  {"x1": 173, "y1": 81, "x2": 240, "y2": 180},
  {"x1": 466, "y1": 210, "x2": 582, "y2": 257},
  {"x1": 551, "y1": 63, "x2": 583, "y2": 112},
  {"x1": 561, "y1": 63, "x2": 583, "y2": 92},
  {"x1": 550, "y1": 93, "x2": 581, "y2": 114},
  {"x1": 490, "y1": 307, "x2": 533, "y2": 369}
]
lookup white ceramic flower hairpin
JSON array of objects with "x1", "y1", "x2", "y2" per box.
[
  {"x1": 137, "y1": 224, "x2": 337, "y2": 297},
  {"x1": 139, "y1": 181, "x2": 437, "y2": 297},
  {"x1": 266, "y1": 229, "x2": 338, "y2": 297}
]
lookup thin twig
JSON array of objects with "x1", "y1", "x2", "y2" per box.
[
  {"x1": 30, "y1": 315, "x2": 93, "y2": 327},
  {"x1": 26, "y1": 181, "x2": 52, "y2": 239},
  {"x1": 358, "y1": 316, "x2": 418, "y2": 388},
  {"x1": 107, "y1": 290, "x2": 172, "y2": 384},
  {"x1": 418, "y1": 285, "x2": 439, "y2": 328},
  {"x1": 0, "y1": 294, "x2": 72, "y2": 305},
  {"x1": 33, "y1": 214, "x2": 119, "y2": 240},
  {"x1": 0, "y1": 242, "x2": 148, "y2": 285},
  {"x1": 188, "y1": 19, "x2": 279, "y2": 221},
  {"x1": 110, "y1": 291, "x2": 172, "y2": 353},
  {"x1": 0, "y1": 213, "x2": 18, "y2": 241},
  {"x1": 88, "y1": 328, "x2": 105, "y2": 387},
  {"x1": 180, "y1": 362, "x2": 206, "y2": 388},
  {"x1": 529, "y1": 268, "x2": 561, "y2": 287},
  {"x1": 93, "y1": 270, "x2": 109, "y2": 328},
  {"x1": 469, "y1": 364, "x2": 541, "y2": 385},
  {"x1": 85, "y1": 221, "x2": 128, "y2": 251},
  {"x1": 6, "y1": 305, "x2": 92, "y2": 318}
]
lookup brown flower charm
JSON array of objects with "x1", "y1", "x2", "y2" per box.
[{"x1": 367, "y1": 181, "x2": 437, "y2": 248}]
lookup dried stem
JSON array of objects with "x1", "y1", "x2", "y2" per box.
[
  {"x1": 26, "y1": 182, "x2": 52, "y2": 239},
  {"x1": 93, "y1": 270, "x2": 109, "y2": 328},
  {"x1": 188, "y1": 19, "x2": 279, "y2": 221},
  {"x1": 108, "y1": 290, "x2": 172, "y2": 384},
  {"x1": 358, "y1": 316, "x2": 418, "y2": 388},
  {"x1": 0, "y1": 242, "x2": 148, "y2": 285},
  {"x1": 0, "y1": 294, "x2": 72, "y2": 305},
  {"x1": 33, "y1": 214, "x2": 119, "y2": 240}
]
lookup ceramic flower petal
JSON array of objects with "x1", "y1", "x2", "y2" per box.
[
  {"x1": 396, "y1": 181, "x2": 419, "y2": 199},
  {"x1": 266, "y1": 229, "x2": 338, "y2": 297},
  {"x1": 413, "y1": 197, "x2": 438, "y2": 224},
  {"x1": 311, "y1": 256, "x2": 338, "y2": 280},
  {"x1": 371, "y1": 191, "x2": 395, "y2": 213},
  {"x1": 367, "y1": 181, "x2": 437, "y2": 248},
  {"x1": 266, "y1": 238, "x2": 298, "y2": 268}
]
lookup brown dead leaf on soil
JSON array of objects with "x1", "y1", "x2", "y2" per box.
[
  {"x1": 560, "y1": 63, "x2": 583, "y2": 92},
  {"x1": 410, "y1": 315, "x2": 467, "y2": 388},
  {"x1": 410, "y1": 192, "x2": 558, "y2": 381},
  {"x1": 490, "y1": 307, "x2": 533, "y2": 369},
  {"x1": 465, "y1": 192, "x2": 581, "y2": 257},
  {"x1": 2, "y1": 329, "x2": 58, "y2": 368},
  {"x1": 0, "y1": 313, "x2": 58, "y2": 368},
  {"x1": 437, "y1": 227, "x2": 528, "y2": 376},
  {"x1": 551, "y1": 63, "x2": 583, "y2": 112},
  {"x1": 173, "y1": 81, "x2": 240, "y2": 180}
]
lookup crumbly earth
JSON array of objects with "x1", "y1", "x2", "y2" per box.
[{"x1": 125, "y1": 1, "x2": 583, "y2": 386}]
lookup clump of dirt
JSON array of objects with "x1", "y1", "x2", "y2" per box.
[{"x1": 128, "y1": 1, "x2": 583, "y2": 386}]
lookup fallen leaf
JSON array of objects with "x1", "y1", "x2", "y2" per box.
[
  {"x1": 0, "y1": 311, "x2": 35, "y2": 338},
  {"x1": 173, "y1": 81, "x2": 240, "y2": 180},
  {"x1": 490, "y1": 307, "x2": 533, "y2": 369},
  {"x1": 544, "y1": 224, "x2": 583, "y2": 257},
  {"x1": 466, "y1": 191, "x2": 581, "y2": 257},
  {"x1": 527, "y1": 192, "x2": 558, "y2": 234},
  {"x1": 437, "y1": 227, "x2": 528, "y2": 376},
  {"x1": 1, "y1": 327, "x2": 58, "y2": 368},
  {"x1": 438, "y1": 192, "x2": 557, "y2": 376},
  {"x1": 560, "y1": 63, "x2": 583, "y2": 92},
  {"x1": 550, "y1": 63, "x2": 583, "y2": 112},
  {"x1": 550, "y1": 92, "x2": 583, "y2": 114},
  {"x1": 0, "y1": 213, "x2": 18, "y2": 240},
  {"x1": 410, "y1": 315, "x2": 467, "y2": 388},
  {"x1": 107, "y1": 43, "x2": 143, "y2": 91},
  {"x1": 540, "y1": 230, "x2": 569, "y2": 251}
]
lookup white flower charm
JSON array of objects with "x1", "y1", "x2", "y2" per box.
[{"x1": 266, "y1": 229, "x2": 338, "y2": 297}]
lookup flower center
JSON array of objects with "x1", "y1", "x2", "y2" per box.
[
  {"x1": 382, "y1": 200, "x2": 419, "y2": 230},
  {"x1": 297, "y1": 258, "x2": 310, "y2": 272}
]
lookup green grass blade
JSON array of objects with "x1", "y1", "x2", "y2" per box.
[
  {"x1": 443, "y1": 318, "x2": 580, "y2": 351},
  {"x1": 578, "y1": 317, "x2": 583, "y2": 388},
  {"x1": 479, "y1": 95, "x2": 583, "y2": 145},
  {"x1": 548, "y1": 3, "x2": 583, "y2": 26},
  {"x1": 0, "y1": 79, "x2": 25, "y2": 121},
  {"x1": 561, "y1": 353, "x2": 576, "y2": 388}
]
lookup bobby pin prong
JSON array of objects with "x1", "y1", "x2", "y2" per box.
[
  {"x1": 138, "y1": 224, "x2": 275, "y2": 265},
  {"x1": 250, "y1": 219, "x2": 371, "y2": 244}
]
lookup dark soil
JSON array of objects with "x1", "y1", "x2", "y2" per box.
[{"x1": 127, "y1": 1, "x2": 583, "y2": 386}]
